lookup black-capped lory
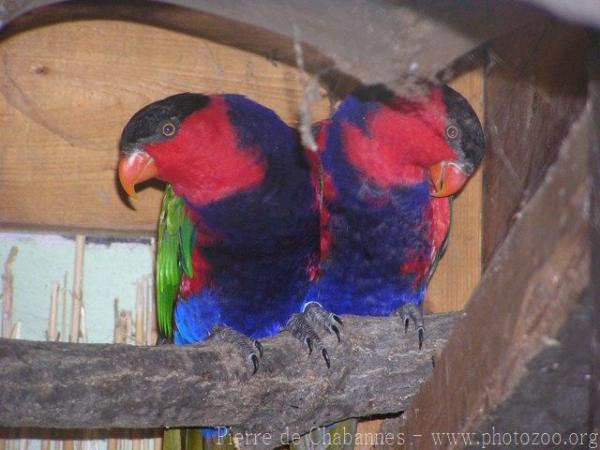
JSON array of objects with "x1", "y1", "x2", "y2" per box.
[
  {"x1": 118, "y1": 93, "x2": 320, "y2": 446},
  {"x1": 291, "y1": 81, "x2": 485, "y2": 356}
]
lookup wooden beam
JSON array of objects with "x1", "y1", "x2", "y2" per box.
[
  {"x1": 398, "y1": 99, "x2": 590, "y2": 447},
  {"x1": 482, "y1": 20, "x2": 588, "y2": 264},
  {"x1": 589, "y1": 31, "x2": 600, "y2": 439},
  {"x1": 0, "y1": 0, "x2": 543, "y2": 85}
]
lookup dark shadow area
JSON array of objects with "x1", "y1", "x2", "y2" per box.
[{"x1": 467, "y1": 292, "x2": 593, "y2": 449}]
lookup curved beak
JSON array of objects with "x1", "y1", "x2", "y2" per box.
[
  {"x1": 430, "y1": 161, "x2": 469, "y2": 197},
  {"x1": 118, "y1": 151, "x2": 158, "y2": 199}
]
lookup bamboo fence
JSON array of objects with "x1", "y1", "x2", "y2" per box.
[{"x1": 0, "y1": 237, "x2": 159, "y2": 450}]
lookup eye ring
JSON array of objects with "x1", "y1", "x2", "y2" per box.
[
  {"x1": 445, "y1": 124, "x2": 460, "y2": 140},
  {"x1": 161, "y1": 122, "x2": 177, "y2": 137}
]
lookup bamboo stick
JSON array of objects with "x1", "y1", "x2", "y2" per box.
[
  {"x1": 42, "y1": 282, "x2": 60, "y2": 450},
  {"x1": 132, "y1": 279, "x2": 146, "y2": 450},
  {"x1": 145, "y1": 277, "x2": 153, "y2": 345},
  {"x1": 47, "y1": 283, "x2": 60, "y2": 342},
  {"x1": 107, "y1": 440, "x2": 118, "y2": 450},
  {"x1": 135, "y1": 280, "x2": 144, "y2": 346},
  {"x1": 61, "y1": 272, "x2": 68, "y2": 342},
  {"x1": 10, "y1": 322, "x2": 21, "y2": 339},
  {"x1": 131, "y1": 436, "x2": 141, "y2": 450},
  {"x1": 70, "y1": 235, "x2": 85, "y2": 343},
  {"x1": 65, "y1": 235, "x2": 85, "y2": 450},
  {"x1": 125, "y1": 311, "x2": 133, "y2": 344},
  {"x1": 1, "y1": 247, "x2": 18, "y2": 339},
  {"x1": 79, "y1": 302, "x2": 87, "y2": 344}
]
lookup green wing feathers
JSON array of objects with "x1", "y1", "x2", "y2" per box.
[{"x1": 156, "y1": 185, "x2": 195, "y2": 338}]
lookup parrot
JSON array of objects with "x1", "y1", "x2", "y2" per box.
[
  {"x1": 285, "y1": 81, "x2": 484, "y2": 450},
  {"x1": 117, "y1": 93, "x2": 321, "y2": 448},
  {"x1": 291, "y1": 80, "x2": 485, "y2": 356}
]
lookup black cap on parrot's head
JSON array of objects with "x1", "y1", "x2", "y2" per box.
[
  {"x1": 441, "y1": 85, "x2": 485, "y2": 176},
  {"x1": 117, "y1": 93, "x2": 210, "y2": 199},
  {"x1": 117, "y1": 92, "x2": 275, "y2": 207},
  {"x1": 344, "y1": 79, "x2": 485, "y2": 198},
  {"x1": 427, "y1": 84, "x2": 485, "y2": 198},
  {"x1": 119, "y1": 93, "x2": 210, "y2": 155}
]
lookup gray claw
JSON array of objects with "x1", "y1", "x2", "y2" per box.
[
  {"x1": 322, "y1": 348, "x2": 331, "y2": 368},
  {"x1": 331, "y1": 324, "x2": 341, "y2": 342},
  {"x1": 304, "y1": 302, "x2": 344, "y2": 341},
  {"x1": 286, "y1": 312, "x2": 331, "y2": 367},
  {"x1": 209, "y1": 326, "x2": 263, "y2": 374},
  {"x1": 306, "y1": 336, "x2": 313, "y2": 354},
  {"x1": 254, "y1": 340, "x2": 264, "y2": 358},
  {"x1": 397, "y1": 303, "x2": 425, "y2": 349}
]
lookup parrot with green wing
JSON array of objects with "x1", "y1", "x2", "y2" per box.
[{"x1": 118, "y1": 93, "x2": 321, "y2": 448}]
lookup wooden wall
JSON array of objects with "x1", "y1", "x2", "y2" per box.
[
  {"x1": 482, "y1": 20, "x2": 588, "y2": 265},
  {"x1": 0, "y1": 8, "x2": 484, "y2": 314},
  {"x1": 398, "y1": 19, "x2": 590, "y2": 448},
  {"x1": 0, "y1": 16, "x2": 331, "y2": 234}
]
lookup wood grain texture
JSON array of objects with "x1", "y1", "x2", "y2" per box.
[
  {"x1": 483, "y1": 20, "x2": 588, "y2": 265},
  {"x1": 0, "y1": 312, "x2": 458, "y2": 448},
  {"x1": 589, "y1": 32, "x2": 600, "y2": 439},
  {"x1": 0, "y1": 18, "x2": 331, "y2": 234},
  {"x1": 426, "y1": 69, "x2": 483, "y2": 313},
  {"x1": 0, "y1": 0, "x2": 543, "y2": 85},
  {"x1": 398, "y1": 87, "x2": 590, "y2": 450}
]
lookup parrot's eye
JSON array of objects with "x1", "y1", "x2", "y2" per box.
[
  {"x1": 445, "y1": 124, "x2": 460, "y2": 140},
  {"x1": 161, "y1": 122, "x2": 177, "y2": 137}
]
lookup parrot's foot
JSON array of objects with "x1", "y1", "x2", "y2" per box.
[
  {"x1": 156, "y1": 335, "x2": 173, "y2": 345},
  {"x1": 285, "y1": 302, "x2": 343, "y2": 368},
  {"x1": 209, "y1": 326, "x2": 264, "y2": 374},
  {"x1": 397, "y1": 303, "x2": 424, "y2": 350}
]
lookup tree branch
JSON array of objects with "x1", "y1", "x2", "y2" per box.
[{"x1": 0, "y1": 312, "x2": 457, "y2": 446}]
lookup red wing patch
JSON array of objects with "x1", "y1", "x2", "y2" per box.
[
  {"x1": 430, "y1": 196, "x2": 451, "y2": 264},
  {"x1": 310, "y1": 120, "x2": 335, "y2": 261}
]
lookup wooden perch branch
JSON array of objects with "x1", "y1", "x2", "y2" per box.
[{"x1": 0, "y1": 313, "x2": 457, "y2": 442}]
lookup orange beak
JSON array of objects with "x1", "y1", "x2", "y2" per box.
[
  {"x1": 430, "y1": 161, "x2": 469, "y2": 197},
  {"x1": 118, "y1": 151, "x2": 158, "y2": 199}
]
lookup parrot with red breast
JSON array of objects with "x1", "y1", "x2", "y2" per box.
[
  {"x1": 291, "y1": 80, "x2": 485, "y2": 356},
  {"x1": 117, "y1": 93, "x2": 321, "y2": 448}
]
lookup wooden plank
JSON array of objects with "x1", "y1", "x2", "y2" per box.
[
  {"x1": 0, "y1": 18, "x2": 331, "y2": 234},
  {"x1": 0, "y1": 0, "x2": 544, "y2": 86},
  {"x1": 589, "y1": 32, "x2": 600, "y2": 439},
  {"x1": 482, "y1": 20, "x2": 588, "y2": 265},
  {"x1": 426, "y1": 68, "x2": 483, "y2": 313},
  {"x1": 471, "y1": 293, "x2": 592, "y2": 446},
  {"x1": 398, "y1": 87, "x2": 590, "y2": 449}
]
